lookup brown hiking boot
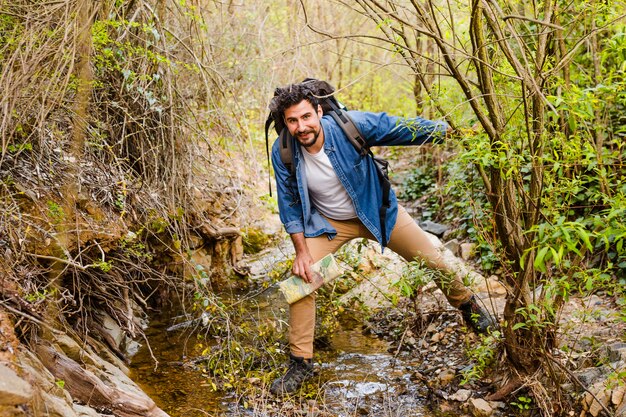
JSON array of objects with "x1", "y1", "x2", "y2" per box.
[
  {"x1": 269, "y1": 354, "x2": 314, "y2": 395},
  {"x1": 459, "y1": 296, "x2": 497, "y2": 334}
]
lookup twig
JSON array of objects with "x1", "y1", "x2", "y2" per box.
[
  {"x1": 0, "y1": 300, "x2": 63, "y2": 335},
  {"x1": 502, "y1": 14, "x2": 564, "y2": 30},
  {"x1": 24, "y1": 252, "x2": 94, "y2": 271},
  {"x1": 547, "y1": 353, "x2": 614, "y2": 417}
]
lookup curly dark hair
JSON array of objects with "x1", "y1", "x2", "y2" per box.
[{"x1": 268, "y1": 81, "x2": 320, "y2": 116}]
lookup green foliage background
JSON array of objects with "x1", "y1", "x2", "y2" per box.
[{"x1": 0, "y1": 0, "x2": 624, "y2": 415}]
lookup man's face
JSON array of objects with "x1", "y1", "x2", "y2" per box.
[{"x1": 284, "y1": 100, "x2": 323, "y2": 149}]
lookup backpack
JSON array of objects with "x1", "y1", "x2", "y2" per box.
[{"x1": 264, "y1": 78, "x2": 392, "y2": 246}]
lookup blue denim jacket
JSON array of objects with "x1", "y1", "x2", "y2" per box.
[{"x1": 271, "y1": 110, "x2": 447, "y2": 247}]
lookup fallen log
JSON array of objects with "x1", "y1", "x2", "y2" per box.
[{"x1": 35, "y1": 343, "x2": 168, "y2": 417}]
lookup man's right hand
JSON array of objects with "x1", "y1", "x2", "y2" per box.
[
  {"x1": 290, "y1": 233, "x2": 314, "y2": 283},
  {"x1": 292, "y1": 250, "x2": 314, "y2": 283}
]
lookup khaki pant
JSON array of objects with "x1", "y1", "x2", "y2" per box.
[{"x1": 289, "y1": 205, "x2": 472, "y2": 359}]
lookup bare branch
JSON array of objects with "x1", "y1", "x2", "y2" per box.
[{"x1": 502, "y1": 14, "x2": 564, "y2": 30}]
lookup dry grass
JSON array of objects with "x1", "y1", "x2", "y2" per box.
[{"x1": 0, "y1": 0, "x2": 247, "y2": 351}]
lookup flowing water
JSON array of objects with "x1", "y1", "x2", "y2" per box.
[
  {"x1": 130, "y1": 243, "x2": 432, "y2": 416},
  {"x1": 129, "y1": 286, "x2": 432, "y2": 417},
  {"x1": 129, "y1": 305, "x2": 229, "y2": 415}
]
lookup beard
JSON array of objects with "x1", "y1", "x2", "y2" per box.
[{"x1": 296, "y1": 128, "x2": 320, "y2": 148}]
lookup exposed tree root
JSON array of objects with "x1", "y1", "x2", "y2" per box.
[{"x1": 485, "y1": 375, "x2": 522, "y2": 401}]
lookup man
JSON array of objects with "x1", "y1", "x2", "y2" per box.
[{"x1": 268, "y1": 81, "x2": 494, "y2": 395}]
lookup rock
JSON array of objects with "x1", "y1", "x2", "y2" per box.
[
  {"x1": 449, "y1": 389, "x2": 473, "y2": 402},
  {"x1": 469, "y1": 398, "x2": 493, "y2": 417},
  {"x1": 85, "y1": 334, "x2": 130, "y2": 376},
  {"x1": 613, "y1": 385, "x2": 625, "y2": 406},
  {"x1": 38, "y1": 391, "x2": 79, "y2": 417},
  {"x1": 35, "y1": 343, "x2": 168, "y2": 417},
  {"x1": 73, "y1": 403, "x2": 103, "y2": 416},
  {"x1": 125, "y1": 339, "x2": 142, "y2": 358},
  {"x1": 588, "y1": 390, "x2": 610, "y2": 417},
  {"x1": 584, "y1": 295, "x2": 603, "y2": 307},
  {"x1": 431, "y1": 332, "x2": 444, "y2": 343},
  {"x1": 606, "y1": 343, "x2": 626, "y2": 363},
  {"x1": 460, "y1": 243, "x2": 476, "y2": 260},
  {"x1": 439, "y1": 401, "x2": 455, "y2": 414},
  {"x1": 445, "y1": 239, "x2": 461, "y2": 256},
  {"x1": 338, "y1": 243, "x2": 406, "y2": 309},
  {"x1": 0, "y1": 364, "x2": 33, "y2": 405},
  {"x1": 616, "y1": 402, "x2": 626, "y2": 417},
  {"x1": 99, "y1": 311, "x2": 126, "y2": 348},
  {"x1": 438, "y1": 368, "x2": 456, "y2": 386},
  {"x1": 19, "y1": 348, "x2": 100, "y2": 416},
  {"x1": 475, "y1": 275, "x2": 507, "y2": 296},
  {"x1": 53, "y1": 333, "x2": 87, "y2": 362},
  {"x1": 0, "y1": 405, "x2": 26, "y2": 417},
  {"x1": 426, "y1": 323, "x2": 438, "y2": 333},
  {"x1": 420, "y1": 220, "x2": 449, "y2": 237},
  {"x1": 574, "y1": 367, "x2": 605, "y2": 387}
]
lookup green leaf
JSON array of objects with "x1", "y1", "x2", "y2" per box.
[
  {"x1": 534, "y1": 246, "x2": 550, "y2": 273},
  {"x1": 576, "y1": 228, "x2": 593, "y2": 251},
  {"x1": 512, "y1": 322, "x2": 527, "y2": 330},
  {"x1": 550, "y1": 247, "x2": 560, "y2": 266}
]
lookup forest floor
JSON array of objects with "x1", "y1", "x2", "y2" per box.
[{"x1": 234, "y1": 228, "x2": 626, "y2": 417}]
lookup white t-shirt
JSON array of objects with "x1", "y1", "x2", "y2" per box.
[{"x1": 301, "y1": 148, "x2": 357, "y2": 220}]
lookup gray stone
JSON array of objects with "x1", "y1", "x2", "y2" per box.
[
  {"x1": 574, "y1": 367, "x2": 605, "y2": 387},
  {"x1": 87, "y1": 349, "x2": 155, "y2": 402},
  {"x1": 584, "y1": 295, "x2": 603, "y2": 306},
  {"x1": 420, "y1": 220, "x2": 449, "y2": 237},
  {"x1": 469, "y1": 398, "x2": 493, "y2": 417},
  {"x1": 606, "y1": 343, "x2": 626, "y2": 363},
  {"x1": 449, "y1": 389, "x2": 472, "y2": 402},
  {"x1": 124, "y1": 338, "x2": 142, "y2": 358},
  {"x1": 73, "y1": 403, "x2": 102, "y2": 416},
  {"x1": 100, "y1": 311, "x2": 125, "y2": 348},
  {"x1": 0, "y1": 364, "x2": 33, "y2": 405},
  {"x1": 444, "y1": 239, "x2": 461, "y2": 256},
  {"x1": 38, "y1": 391, "x2": 79, "y2": 417}
]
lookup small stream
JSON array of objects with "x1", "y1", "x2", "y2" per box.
[
  {"x1": 130, "y1": 287, "x2": 432, "y2": 417},
  {"x1": 128, "y1": 305, "x2": 229, "y2": 416},
  {"x1": 129, "y1": 244, "x2": 433, "y2": 416}
]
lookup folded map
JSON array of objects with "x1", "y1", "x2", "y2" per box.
[{"x1": 278, "y1": 254, "x2": 343, "y2": 304}]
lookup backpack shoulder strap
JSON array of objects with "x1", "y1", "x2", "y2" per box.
[
  {"x1": 265, "y1": 114, "x2": 274, "y2": 196},
  {"x1": 324, "y1": 101, "x2": 392, "y2": 246},
  {"x1": 278, "y1": 129, "x2": 295, "y2": 175},
  {"x1": 325, "y1": 99, "x2": 369, "y2": 156}
]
